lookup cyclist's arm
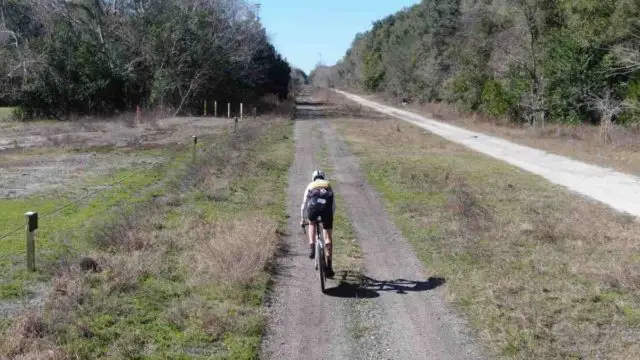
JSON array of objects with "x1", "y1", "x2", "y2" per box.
[{"x1": 300, "y1": 184, "x2": 310, "y2": 221}]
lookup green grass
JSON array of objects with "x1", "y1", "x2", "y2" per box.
[
  {"x1": 1, "y1": 118, "x2": 295, "y2": 359},
  {"x1": 0, "y1": 107, "x2": 14, "y2": 121},
  {"x1": 334, "y1": 118, "x2": 640, "y2": 359},
  {"x1": 0, "y1": 152, "x2": 181, "y2": 300}
]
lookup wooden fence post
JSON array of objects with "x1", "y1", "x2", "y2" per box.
[
  {"x1": 240, "y1": 103, "x2": 243, "y2": 120},
  {"x1": 25, "y1": 211, "x2": 38, "y2": 272},
  {"x1": 192, "y1": 135, "x2": 198, "y2": 162},
  {"x1": 227, "y1": 102, "x2": 231, "y2": 118},
  {"x1": 204, "y1": 100, "x2": 207, "y2": 116},
  {"x1": 214, "y1": 101, "x2": 217, "y2": 118}
]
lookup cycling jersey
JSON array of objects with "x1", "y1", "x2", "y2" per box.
[{"x1": 300, "y1": 179, "x2": 336, "y2": 221}]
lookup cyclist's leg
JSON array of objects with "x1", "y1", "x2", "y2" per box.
[
  {"x1": 322, "y1": 197, "x2": 334, "y2": 255},
  {"x1": 306, "y1": 205, "x2": 319, "y2": 259},
  {"x1": 321, "y1": 202, "x2": 334, "y2": 276},
  {"x1": 308, "y1": 222, "x2": 317, "y2": 245},
  {"x1": 323, "y1": 229, "x2": 333, "y2": 260}
]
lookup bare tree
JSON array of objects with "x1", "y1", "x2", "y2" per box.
[
  {"x1": 0, "y1": 0, "x2": 26, "y2": 85},
  {"x1": 510, "y1": 0, "x2": 549, "y2": 133},
  {"x1": 588, "y1": 90, "x2": 625, "y2": 145},
  {"x1": 611, "y1": 26, "x2": 640, "y2": 75}
]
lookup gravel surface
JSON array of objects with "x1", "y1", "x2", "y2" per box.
[{"x1": 260, "y1": 117, "x2": 355, "y2": 360}]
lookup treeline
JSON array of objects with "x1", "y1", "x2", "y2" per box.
[
  {"x1": 313, "y1": 0, "x2": 640, "y2": 126},
  {"x1": 0, "y1": 0, "x2": 291, "y2": 119}
]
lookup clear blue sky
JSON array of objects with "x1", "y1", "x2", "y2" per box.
[{"x1": 259, "y1": 0, "x2": 419, "y2": 75}]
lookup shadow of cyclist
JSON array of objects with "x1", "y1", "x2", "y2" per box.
[{"x1": 323, "y1": 272, "x2": 446, "y2": 298}]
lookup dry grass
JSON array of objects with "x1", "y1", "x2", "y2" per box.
[
  {"x1": 0, "y1": 311, "x2": 70, "y2": 360},
  {"x1": 188, "y1": 215, "x2": 279, "y2": 286},
  {"x1": 357, "y1": 92, "x2": 640, "y2": 176},
  {"x1": 0, "y1": 112, "x2": 229, "y2": 199},
  {"x1": 446, "y1": 177, "x2": 493, "y2": 235},
  {"x1": 1, "y1": 311, "x2": 46, "y2": 355},
  {"x1": 334, "y1": 113, "x2": 640, "y2": 359},
  {"x1": 0, "y1": 112, "x2": 228, "y2": 154}
]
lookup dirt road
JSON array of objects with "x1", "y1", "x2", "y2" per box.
[
  {"x1": 260, "y1": 92, "x2": 485, "y2": 359},
  {"x1": 335, "y1": 90, "x2": 640, "y2": 219}
]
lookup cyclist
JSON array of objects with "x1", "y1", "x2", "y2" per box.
[{"x1": 300, "y1": 169, "x2": 335, "y2": 278}]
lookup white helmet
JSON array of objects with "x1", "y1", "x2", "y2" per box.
[{"x1": 312, "y1": 170, "x2": 325, "y2": 181}]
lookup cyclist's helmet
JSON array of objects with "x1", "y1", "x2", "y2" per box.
[{"x1": 312, "y1": 170, "x2": 326, "y2": 181}]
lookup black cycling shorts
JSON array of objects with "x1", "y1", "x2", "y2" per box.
[{"x1": 306, "y1": 196, "x2": 334, "y2": 230}]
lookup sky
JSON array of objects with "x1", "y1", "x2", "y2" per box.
[{"x1": 259, "y1": 0, "x2": 420, "y2": 75}]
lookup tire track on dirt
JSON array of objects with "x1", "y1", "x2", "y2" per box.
[
  {"x1": 318, "y1": 120, "x2": 486, "y2": 360},
  {"x1": 260, "y1": 117, "x2": 355, "y2": 360}
]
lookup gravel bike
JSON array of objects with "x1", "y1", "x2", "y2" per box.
[{"x1": 302, "y1": 216, "x2": 327, "y2": 293}]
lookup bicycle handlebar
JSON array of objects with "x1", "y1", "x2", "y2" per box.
[{"x1": 301, "y1": 217, "x2": 322, "y2": 235}]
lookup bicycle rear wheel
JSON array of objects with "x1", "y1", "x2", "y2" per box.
[{"x1": 318, "y1": 245, "x2": 326, "y2": 293}]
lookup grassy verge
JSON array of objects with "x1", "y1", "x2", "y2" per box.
[
  {"x1": 0, "y1": 118, "x2": 293, "y2": 359},
  {"x1": 334, "y1": 117, "x2": 640, "y2": 359}
]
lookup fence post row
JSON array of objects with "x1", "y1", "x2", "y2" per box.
[{"x1": 25, "y1": 211, "x2": 37, "y2": 272}]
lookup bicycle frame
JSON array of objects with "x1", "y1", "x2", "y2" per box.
[
  {"x1": 313, "y1": 217, "x2": 324, "y2": 270},
  {"x1": 303, "y1": 216, "x2": 327, "y2": 292}
]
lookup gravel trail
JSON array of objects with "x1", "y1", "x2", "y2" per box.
[{"x1": 261, "y1": 91, "x2": 486, "y2": 360}]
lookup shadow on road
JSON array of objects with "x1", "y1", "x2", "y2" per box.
[
  {"x1": 323, "y1": 282, "x2": 380, "y2": 298},
  {"x1": 360, "y1": 276, "x2": 446, "y2": 294},
  {"x1": 294, "y1": 100, "x2": 328, "y2": 106},
  {"x1": 323, "y1": 272, "x2": 446, "y2": 299}
]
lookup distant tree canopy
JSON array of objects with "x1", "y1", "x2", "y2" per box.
[
  {"x1": 289, "y1": 67, "x2": 308, "y2": 93},
  {"x1": 0, "y1": 0, "x2": 291, "y2": 119},
  {"x1": 312, "y1": 0, "x2": 640, "y2": 125}
]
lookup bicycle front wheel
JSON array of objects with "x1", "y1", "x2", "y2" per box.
[{"x1": 318, "y1": 246, "x2": 326, "y2": 293}]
